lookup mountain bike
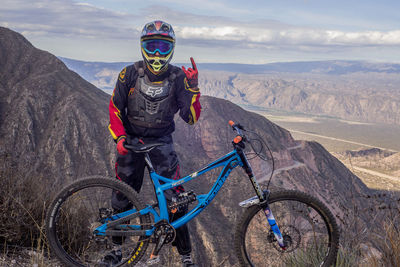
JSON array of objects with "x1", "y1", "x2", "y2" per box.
[{"x1": 45, "y1": 121, "x2": 339, "y2": 267}]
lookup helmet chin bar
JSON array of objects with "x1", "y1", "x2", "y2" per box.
[
  {"x1": 149, "y1": 58, "x2": 166, "y2": 72},
  {"x1": 142, "y1": 48, "x2": 173, "y2": 74}
]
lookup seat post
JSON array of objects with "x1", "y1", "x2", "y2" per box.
[{"x1": 143, "y1": 152, "x2": 155, "y2": 172}]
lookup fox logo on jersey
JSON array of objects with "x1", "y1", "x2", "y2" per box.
[{"x1": 146, "y1": 87, "x2": 163, "y2": 97}]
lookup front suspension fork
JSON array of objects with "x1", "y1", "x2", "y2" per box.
[
  {"x1": 239, "y1": 150, "x2": 286, "y2": 248},
  {"x1": 263, "y1": 203, "x2": 286, "y2": 249}
]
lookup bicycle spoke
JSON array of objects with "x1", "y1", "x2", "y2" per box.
[
  {"x1": 237, "y1": 191, "x2": 339, "y2": 267},
  {"x1": 47, "y1": 177, "x2": 152, "y2": 267}
]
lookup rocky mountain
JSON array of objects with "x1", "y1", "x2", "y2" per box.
[
  {"x1": 61, "y1": 57, "x2": 400, "y2": 126},
  {"x1": 0, "y1": 27, "x2": 115, "y2": 187},
  {"x1": 380, "y1": 153, "x2": 400, "y2": 177},
  {"x1": 59, "y1": 57, "x2": 128, "y2": 93},
  {"x1": 60, "y1": 57, "x2": 400, "y2": 80},
  {"x1": 200, "y1": 70, "x2": 400, "y2": 126},
  {"x1": 0, "y1": 27, "x2": 380, "y2": 266}
]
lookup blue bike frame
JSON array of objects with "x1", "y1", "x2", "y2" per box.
[
  {"x1": 95, "y1": 141, "x2": 285, "y2": 248},
  {"x1": 151, "y1": 150, "x2": 241, "y2": 230}
]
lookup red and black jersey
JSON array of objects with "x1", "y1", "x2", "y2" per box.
[{"x1": 108, "y1": 61, "x2": 201, "y2": 141}]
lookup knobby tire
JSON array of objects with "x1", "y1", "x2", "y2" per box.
[
  {"x1": 235, "y1": 190, "x2": 339, "y2": 267},
  {"x1": 45, "y1": 176, "x2": 152, "y2": 267}
]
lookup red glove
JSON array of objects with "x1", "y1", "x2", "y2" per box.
[
  {"x1": 182, "y1": 57, "x2": 198, "y2": 88},
  {"x1": 117, "y1": 137, "x2": 128, "y2": 155}
]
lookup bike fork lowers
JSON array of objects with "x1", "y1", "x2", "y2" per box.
[
  {"x1": 262, "y1": 203, "x2": 286, "y2": 249},
  {"x1": 239, "y1": 151, "x2": 286, "y2": 249}
]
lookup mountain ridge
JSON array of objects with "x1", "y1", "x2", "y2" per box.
[
  {"x1": 60, "y1": 56, "x2": 400, "y2": 75},
  {"x1": 59, "y1": 57, "x2": 400, "y2": 126},
  {"x1": 0, "y1": 26, "x2": 114, "y2": 184}
]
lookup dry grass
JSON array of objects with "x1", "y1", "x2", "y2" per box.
[
  {"x1": 362, "y1": 204, "x2": 400, "y2": 266},
  {"x1": 335, "y1": 191, "x2": 400, "y2": 266},
  {"x1": 0, "y1": 152, "x2": 56, "y2": 266}
]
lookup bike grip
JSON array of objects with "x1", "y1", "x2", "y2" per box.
[
  {"x1": 123, "y1": 143, "x2": 132, "y2": 150},
  {"x1": 233, "y1": 136, "x2": 242, "y2": 143},
  {"x1": 122, "y1": 139, "x2": 131, "y2": 150}
]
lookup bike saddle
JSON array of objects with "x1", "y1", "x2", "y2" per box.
[{"x1": 124, "y1": 142, "x2": 164, "y2": 153}]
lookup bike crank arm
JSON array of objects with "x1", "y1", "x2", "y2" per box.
[
  {"x1": 263, "y1": 203, "x2": 286, "y2": 249},
  {"x1": 146, "y1": 235, "x2": 166, "y2": 265}
]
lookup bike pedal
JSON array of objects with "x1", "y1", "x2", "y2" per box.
[{"x1": 146, "y1": 255, "x2": 160, "y2": 265}]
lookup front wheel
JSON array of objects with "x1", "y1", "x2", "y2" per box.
[
  {"x1": 45, "y1": 176, "x2": 152, "y2": 267},
  {"x1": 235, "y1": 190, "x2": 339, "y2": 267}
]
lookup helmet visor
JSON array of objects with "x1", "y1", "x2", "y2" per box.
[{"x1": 142, "y1": 39, "x2": 173, "y2": 55}]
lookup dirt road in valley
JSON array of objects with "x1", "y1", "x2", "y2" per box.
[
  {"x1": 288, "y1": 129, "x2": 399, "y2": 153},
  {"x1": 349, "y1": 166, "x2": 400, "y2": 182}
]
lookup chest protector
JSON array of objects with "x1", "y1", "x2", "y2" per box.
[{"x1": 127, "y1": 63, "x2": 178, "y2": 129}]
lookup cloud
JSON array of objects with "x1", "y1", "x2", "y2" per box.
[
  {"x1": 6, "y1": 0, "x2": 399, "y2": 49},
  {"x1": 324, "y1": 30, "x2": 400, "y2": 46},
  {"x1": 0, "y1": 0, "x2": 140, "y2": 39},
  {"x1": 1, "y1": 0, "x2": 400, "y2": 62},
  {"x1": 140, "y1": 6, "x2": 400, "y2": 49},
  {"x1": 176, "y1": 25, "x2": 400, "y2": 48}
]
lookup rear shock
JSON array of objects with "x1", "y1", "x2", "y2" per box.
[{"x1": 168, "y1": 191, "x2": 197, "y2": 214}]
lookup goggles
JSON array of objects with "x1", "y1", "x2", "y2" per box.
[{"x1": 142, "y1": 39, "x2": 173, "y2": 55}]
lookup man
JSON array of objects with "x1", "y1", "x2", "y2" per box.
[{"x1": 107, "y1": 20, "x2": 201, "y2": 267}]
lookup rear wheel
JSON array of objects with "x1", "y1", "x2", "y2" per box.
[
  {"x1": 46, "y1": 176, "x2": 152, "y2": 266},
  {"x1": 235, "y1": 190, "x2": 339, "y2": 267}
]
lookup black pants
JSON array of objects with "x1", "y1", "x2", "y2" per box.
[{"x1": 112, "y1": 135, "x2": 191, "y2": 255}]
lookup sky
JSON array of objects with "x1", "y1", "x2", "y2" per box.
[{"x1": 1, "y1": 0, "x2": 400, "y2": 64}]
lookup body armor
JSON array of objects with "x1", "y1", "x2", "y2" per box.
[{"x1": 127, "y1": 63, "x2": 178, "y2": 129}]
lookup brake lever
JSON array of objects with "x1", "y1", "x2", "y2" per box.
[
  {"x1": 228, "y1": 120, "x2": 244, "y2": 132},
  {"x1": 236, "y1": 123, "x2": 244, "y2": 130}
]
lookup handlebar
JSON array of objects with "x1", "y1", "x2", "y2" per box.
[
  {"x1": 229, "y1": 120, "x2": 243, "y2": 134},
  {"x1": 229, "y1": 120, "x2": 246, "y2": 144},
  {"x1": 229, "y1": 120, "x2": 275, "y2": 189}
]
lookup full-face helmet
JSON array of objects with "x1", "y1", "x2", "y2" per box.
[{"x1": 140, "y1": 20, "x2": 175, "y2": 74}]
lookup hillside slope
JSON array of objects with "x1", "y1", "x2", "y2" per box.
[
  {"x1": 200, "y1": 70, "x2": 400, "y2": 125},
  {"x1": 0, "y1": 27, "x2": 115, "y2": 186}
]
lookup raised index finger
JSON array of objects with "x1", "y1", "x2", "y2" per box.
[{"x1": 190, "y1": 57, "x2": 197, "y2": 71}]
